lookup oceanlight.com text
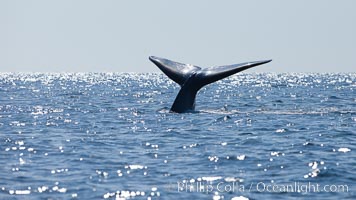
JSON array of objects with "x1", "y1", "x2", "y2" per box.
[
  {"x1": 255, "y1": 182, "x2": 348, "y2": 193},
  {"x1": 176, "y1": 181, "x2": 349, "y2": 194}
]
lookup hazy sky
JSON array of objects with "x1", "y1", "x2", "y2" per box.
[{"x1": 1, "y1": 0, "x2": 355, "y2": 73}]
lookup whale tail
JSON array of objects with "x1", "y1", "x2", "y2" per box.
[{"x1": 149, "y1": 56, "x2": 272, "y2": 113}]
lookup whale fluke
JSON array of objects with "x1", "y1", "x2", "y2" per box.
[
  {"x1": 149, "y1": 56, "x2": 201, "y2": 86},
  {"x1": 149, "y1": 56, "x2": 272, "y2": 113}
]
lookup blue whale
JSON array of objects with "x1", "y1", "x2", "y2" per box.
[{"x1": 149, "y1": 56, "x2": 272, "y2": 113}]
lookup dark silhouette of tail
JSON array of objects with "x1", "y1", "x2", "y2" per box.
[{"x1": 149, "y1": 56, "x2": 272, "y2": 113}]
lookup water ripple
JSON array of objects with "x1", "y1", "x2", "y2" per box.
[{"x1": 0, "y1": 73, "x2": 355, "y2": 199}]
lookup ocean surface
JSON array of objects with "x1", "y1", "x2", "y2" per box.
[{"x1": 0, "y1": 73, "x2": 355, "y2": 200}]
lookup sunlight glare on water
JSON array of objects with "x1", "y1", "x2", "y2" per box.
[{"x1": 0, "y1": 72, "x2": 355, "y2": 199}]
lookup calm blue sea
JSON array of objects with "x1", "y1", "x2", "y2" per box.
[{"x1": 0, "y1": 73, "x2": 355, "y2": 200}]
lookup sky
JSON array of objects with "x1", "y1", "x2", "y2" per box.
[{"x1": 1, "y1": 0, "x2": 355, "y2": 73}]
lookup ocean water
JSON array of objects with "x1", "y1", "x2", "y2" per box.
[{"x1": 0, "y1": 73, "x2": 355, "y2": 200}]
